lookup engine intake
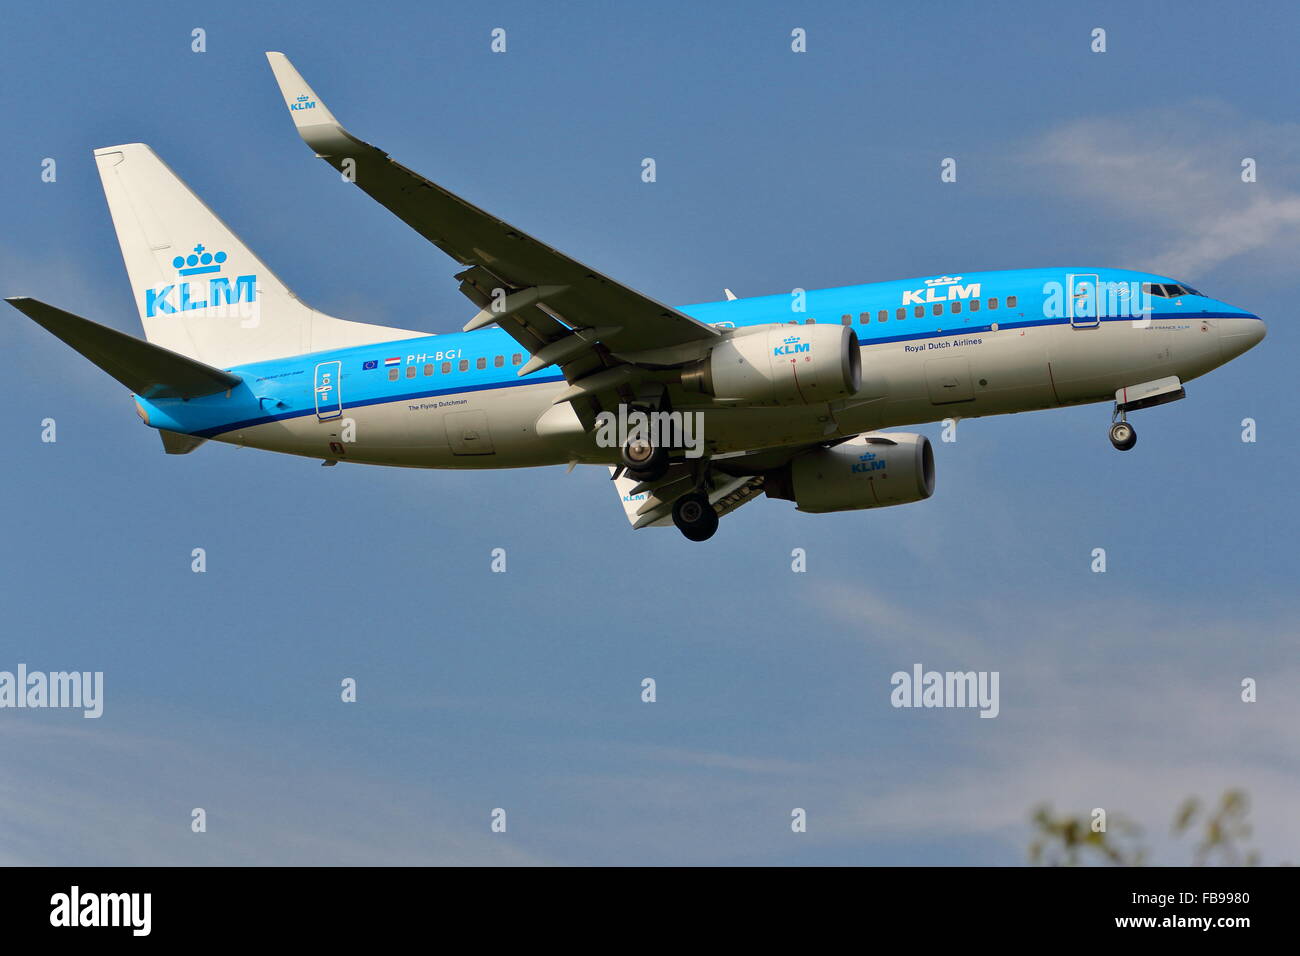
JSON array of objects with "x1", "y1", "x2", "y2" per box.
[
  {"x1": 683, "y1": 324, "x2": 860, "y2": 407},
  {"x1": 766, "y1": 432, "x2": 935, "y2": 513}
]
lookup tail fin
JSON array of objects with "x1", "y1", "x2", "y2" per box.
[{"x1": 94, "y1": 143, "x2": 425, "y2": 369}]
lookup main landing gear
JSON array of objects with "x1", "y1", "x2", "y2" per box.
[
  {"x1": 620, "y1": 437, "x2": 670, "y2": 482},
  {"x1": 616, "y1": 442, "x2": 719, "y2": 541},
  {"x1": 1109, "y1": 409, "x2": 1137, "y2": 451},
  {"x1": 671, "y1": 491, "x2": 719, "y2": 542},
  {"x1": 614, "y1": 404, "x2": 718, "y2": 540}
]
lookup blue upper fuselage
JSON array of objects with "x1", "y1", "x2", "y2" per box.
[{"x1": 136, "y1": 267, "x2": 1260, "y2": 438}]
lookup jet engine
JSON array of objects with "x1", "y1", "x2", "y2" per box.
[
  {"x1": 765, "y1": 432, "x2": 935, "y2": 513},
  {"x1": 682, "y1": 324, "x2": 860, "y2": 406}
]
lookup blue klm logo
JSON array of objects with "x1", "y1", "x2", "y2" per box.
[
  {"x1": 852, "y1": 450, "x2": 886, "y2": 474},
  {"x1": 773, "y1": 334, "x2": 809, "y2": 357},
  {"x1": 290, "y1": 94, "x2": 316, "y2": 112},
  {"x1": 146, "y1": 243, "x2": 257, "y2": 318}
]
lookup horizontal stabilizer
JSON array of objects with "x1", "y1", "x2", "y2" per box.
[
  {"x1": 159, "y1": 429, "x2": 207, "y2": 454},
  {"x1": 6, "y1": 297, "x2": 243, "y2": 399}
]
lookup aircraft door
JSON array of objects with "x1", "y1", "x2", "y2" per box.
[
  {"x1": 1068, "y1": 273, "x2": 1101, "y2": 328},
  {"x1": 314, "y1": 361, "x2": 343, "y2": 420}
]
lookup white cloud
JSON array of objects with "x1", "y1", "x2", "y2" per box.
[
  {"x1": 802, "y1": 581, "x2": 1300, "y2": 863},
  {"x1": 1026, "y1": 102, "x2": 1300, "y2": 279}
]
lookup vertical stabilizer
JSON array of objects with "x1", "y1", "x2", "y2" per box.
[{"x1": 94, "y1": 143, "x2": 425, "y2": 368}]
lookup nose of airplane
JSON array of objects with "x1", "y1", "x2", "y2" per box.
[{"x1": 1219, "y1": 314, "x2": 1267, "y2": 360}]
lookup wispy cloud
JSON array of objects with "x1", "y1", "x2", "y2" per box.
[
  {"x1": 0, "y1": 718, "x2": 549, "y2": 866},
  {"x1": 803, "y1": 581, "x2": 1300, "y2": 863},
  {"x1": 1025, "y1": 101, "x2": 1300, "y2": 278}
]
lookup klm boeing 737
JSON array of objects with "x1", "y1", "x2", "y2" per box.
[{"x1": 7, "y1": 53, "x2": 1266, "y2": 541}]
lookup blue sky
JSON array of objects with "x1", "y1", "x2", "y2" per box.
[{"x1": 1, "y1": 0, "x2": 1297, "y2": 865}]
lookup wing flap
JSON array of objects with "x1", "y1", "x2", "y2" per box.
[{"x1": 610, "y1": 466, "x2": 766, "y2": 531}]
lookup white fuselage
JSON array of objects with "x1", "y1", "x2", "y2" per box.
[{"x1": 211, "y1": 314, "x2": 1238, "y2": 468}]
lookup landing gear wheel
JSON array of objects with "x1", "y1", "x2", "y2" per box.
[
  {"x1": 672, "y1": 492, "x2": 719, "y2": 542},
  {"x1": 621, "y1": 439, "x2": 670, "y2": 482},
  {"x1": 1109, "y1": 421, "x2": 1137, "y2": 451}
]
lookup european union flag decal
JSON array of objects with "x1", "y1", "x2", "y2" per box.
[{"x1": 362, "y1": 360, "x2": 378, "y2": 370}]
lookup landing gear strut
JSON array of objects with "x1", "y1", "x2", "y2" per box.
[
  {"x1": 672, "y1": 491, "x2": 719, "y2": 542},
  {"x1": 1109, "y1": 408, "x2": 1137, "y2": 451}
]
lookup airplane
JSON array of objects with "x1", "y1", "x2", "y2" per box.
[{"x1": 7, "y1": 53, "x2": 1266, "y2": 542}]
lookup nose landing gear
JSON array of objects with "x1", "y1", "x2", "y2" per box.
[
  {"x1": 1109, "y1": 403, "x2": 1137, "y2": 451},
  {"x1": 1106, "y1": 376, "x2": 1186, "y2": 451}
]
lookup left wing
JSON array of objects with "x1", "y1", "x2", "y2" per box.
[{"x1": 265, "y1": 52, "x2": 719, "y2": 422}]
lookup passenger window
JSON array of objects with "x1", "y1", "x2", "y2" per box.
[
  {"x1": 442, "y1": 362, "x2": 451, "y2": 374},
  {"x1": 932, "y1": 304, "x2": 943, "y2": 316},
  {"x1": 805, "y1": 318, "x2": 816, "y2": 325},
  {"x1": 476, "y1": 357, "x2": 487, "y2": 370},
  {"x1": 842, "y1": 315, "x2": 852, "y2": 326},
  {"x1": 388, "y1": 368, "x2": 399, "y2": 382},
  {"x1": 494, "y1": 354, "x2": 504, "y2": 367},
  {"x1": 970, "y1": 299, "x2": 980, "y2": 312},
  {"x1": 423, "y1": 363, "x2": 433, "y2": 376},
  {"x1": 405, "y1": 365, "x2": 416, "y2": 378},
  {"x1": 1007, "y1": 295, "x2": 1017, "y2": 308},
  {"x1": 859, "y1": 313, "x2": 870, "y2": 324},
  {"x1": 988, "y1": 297, "x2": 999, "y2": 309},
  {"x1": 913, "y1": 306, "x2": 924, "y2": 318},
  {"x1": 951, "y1": 302, "x2": 961, "y2": 313},
  {"x1": 512, "y1": 353, "x2": 522, "y2": 365},
  {"x1": 877, "y1": 310, "x2": 887, "y2": 322},
  {"x1": 896, "y1": 308, "x2": 906, "y2": 320},
  {"x1": 458, "y1": 360, "x2": 469, "y2": 372}
]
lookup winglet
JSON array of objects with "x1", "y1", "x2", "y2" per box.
[{"x1": 265, "y1": 52, "x2": 354, "y2": 155}]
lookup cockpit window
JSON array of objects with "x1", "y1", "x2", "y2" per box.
[{"x1": 1143, "y1": 282, "x2": 1200, "y2": 298}]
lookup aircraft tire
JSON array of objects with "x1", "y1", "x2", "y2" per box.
[
  {"x1": 1109, "y1": 422, "x2": 1137, "y2": 451},
  {"x1": 672, "y1": 492, "x2": 719, "y2": 541}
]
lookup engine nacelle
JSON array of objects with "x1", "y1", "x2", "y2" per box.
[
  {"x1": 766, "y1": 433, "x2": 935, "y2": 513},
  {"x1": 682, "y1": 324, "x2": 860, "y2": 407}
]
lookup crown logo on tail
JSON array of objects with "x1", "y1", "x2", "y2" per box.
[{"x1": 172, "y1": 243, "x2": 227, "y2": 276}]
